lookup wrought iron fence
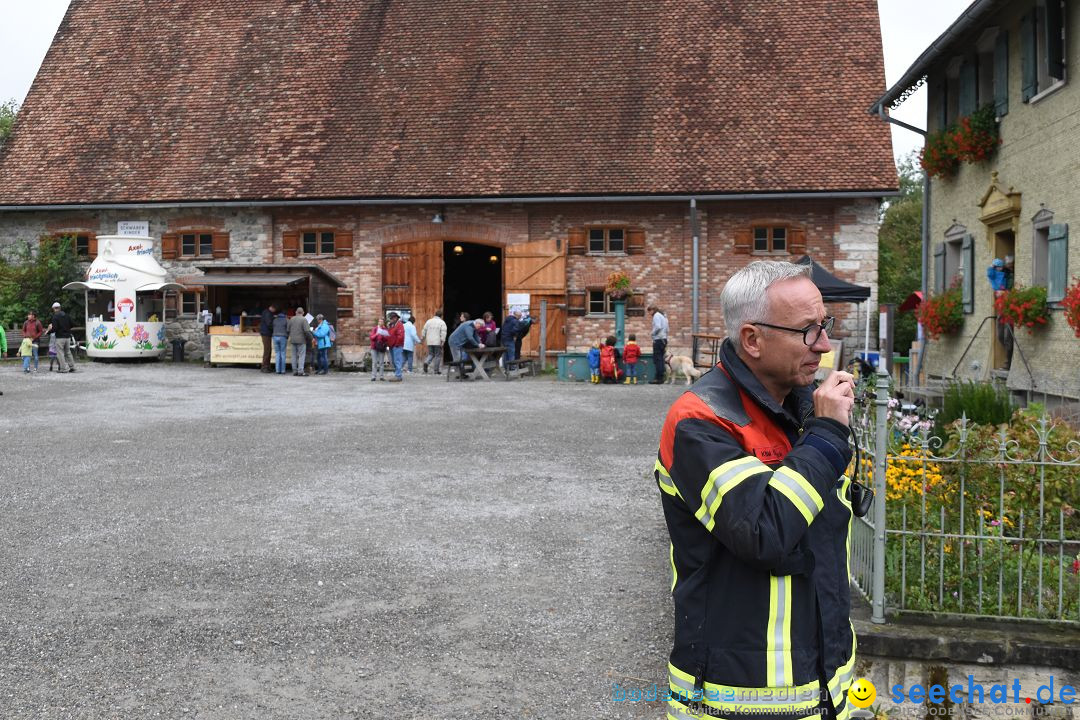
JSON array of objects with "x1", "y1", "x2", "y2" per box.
[{"x1": 850, "y1": 368, "x2": 1080, "y2": 624}]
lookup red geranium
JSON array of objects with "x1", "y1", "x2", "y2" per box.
[
  {"x1": 994, "y1": 285, "x2": 1049, "y2": 332},
  {"x1": 1061, "y1": 278, "x2": 1080, "y2": 338},
  {"x1": 917, "y1": 281, "x2": 964, "y2": 340}
]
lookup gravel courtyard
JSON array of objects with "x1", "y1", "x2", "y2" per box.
[{"x1": 1, "y1": 362, "x2": 683, "y2": 719}]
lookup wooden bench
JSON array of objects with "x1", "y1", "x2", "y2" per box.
[
  {"x1": 445, "y1": 359, "x2": 473, "y2": 381},
  {"x1": 3, "y1": 328, "x2": 24, "y2": 357},
  {"x1": 504, "y1": 358, "x2": 536, "y2": 378}
]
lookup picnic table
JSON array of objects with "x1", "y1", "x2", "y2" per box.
[{"x1": 462, "y1": 346, "x2": 509, "y2": 380}]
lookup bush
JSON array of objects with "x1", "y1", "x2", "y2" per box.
[
  {"x1": 934, "y1": 380, "x2": 1012, "y2": 438},
  {"x1": 0, "y1": 236, "x2": 85, "y2": 327}
]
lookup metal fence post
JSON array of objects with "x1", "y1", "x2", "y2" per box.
[{"x1": 871, "y1": 365, "x2": 890, "y2": 624}]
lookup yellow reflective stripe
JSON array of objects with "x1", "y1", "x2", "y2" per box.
[
  {"x1": 839, "y1": 475, "x2": 854, "y2": 580},
  {"x1": 669, "y1": 662, "x2": 820, "y2": 713},
  {"x1": 695, "y1": 456, "x2": 770, "y2": 532},
  {"x1": 826, "y1": 628, "x2": 858, "y2": 708},
  {"x1": 656, "y1": 459, "x2": 680, "y2": 498},
  {"x1": 768, "y1": 466, "x2": 824, "y2": 525},
  {"x1": 766, "y1": 575, "x2": 793, "y2": 688},
  {"x1": 669, "y1": 542, "x2": 678, "y2": 592}
]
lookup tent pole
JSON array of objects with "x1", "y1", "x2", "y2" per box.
[{"x1": 864, "y1": 300, "x2": 871, "y2": 363}]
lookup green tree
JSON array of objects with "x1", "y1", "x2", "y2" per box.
[
  {"x1": 0, "y1": 98, "x2": 17, "y2": 148},
  {"x1": 0, "y1": 236, "x2": 85, "y2": 329},
  {"x1": 879, "y1": 152, "x2": 924, "y2": 354}
]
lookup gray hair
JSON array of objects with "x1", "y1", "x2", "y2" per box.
[
  {"x1": 315, "y1": 313, "x2": 324, "y2": 321},
  {"x1": 721, "y1": 261, "x2": 812, "y2": 338}
]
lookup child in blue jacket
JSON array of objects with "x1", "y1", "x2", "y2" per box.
[{"x1": 587, "y1": 340, "x2": 602, "y2": 384}]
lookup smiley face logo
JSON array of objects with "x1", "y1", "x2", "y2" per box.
[{"x1": 848, "y1": 678, "x2": 876, "y2": 709}]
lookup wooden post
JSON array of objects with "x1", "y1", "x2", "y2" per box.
[{"x1": 539, "y1": 299, "x2": 548, "y2": 370}]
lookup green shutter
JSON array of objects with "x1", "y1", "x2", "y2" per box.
[
  {"x1": 934, "y1": 243, "x2": 946, "y2": 294},
  {"x1": 994, "y1": 32, "x2": 1009, "y2": 117},
  {"x1": 1046, "y1": 0, "x2": 1065, "y2": 80},
  {"x1": 935, "y1": 78, "x2": 948, "y2": 131},
  {"x1": 1021, "y1": 11, "x2": 1037, "y2": 101},
  {"x1": 962, "y1": 234, "x2": 975, "y2": 313},
  {"x1": 959, "y1": 60, "x2": 977, "y2": 117},
  {"x1": 1048, "y1": 224, "x2": 1069, "y2": 303}
]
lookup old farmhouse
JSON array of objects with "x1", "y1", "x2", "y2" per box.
[{"x1": 0, "y1": 0, "x2": 896, "y2": 358}]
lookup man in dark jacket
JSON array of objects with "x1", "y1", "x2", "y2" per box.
[
  {"x1": 259, "y1": 303, "x2": 277, "y2": 373},
  {"x1": 448, "y1": 318, "x2": 485, "y2": 363},
  {"x1": 655, "y1": 261, "x2": 856, "y2": 720},
  {"x1": 501, "y1": 310, "x2": 523, "y2": 362},
  {"x1": 44, "y1": 301, "x2": 77, "y2": 373}
]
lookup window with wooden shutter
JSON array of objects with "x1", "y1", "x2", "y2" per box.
[
  {"x1": 177, "y1": 231, "x2": 216, "y2": 258},
  {"x1": 567, "y1": 289, "x2": 586, "y2": 316},
  {"x1": 282, "y1": 231, "x2": 299, "y2": 258},
  {"x1": 335, "y1": 231, "x2": 354, "y2": 257},
  {"x1": 567, "y1": 229, "x2": 586, "y2": 255},
  {"x1": 994, "y1": 32, "x2": 1009, "y2": 117},
  {"x1": 298, "y1": 229, "x2": 338, "y2": 256},
  {"x1": 750, "y1": 225, "x2": 790, "y2": 254},
  {"x1": 337, "y1": 290, "x2": 355, "y2": 317},
  {"x1": 211, "y1": 232, "x2": 230, "y2": 259},
  {"x1": 1047, "y1": 223, "x2": 1068, "y2": 303},
  {"x1": 86, "y1": 235, "x2": 98, "y2": 260},
  {"x1": 161, "y1": 233, "x2": 178, "y2": 260},
  {"x1": 961, "y1": 234, "x2": 975, "y2": 314},
  {"x1": 627, "y1": 229, "x2": 646, "y2": 255},
  {"x1": 934, "y1": 243, "x2": 946, "y2": 294}
]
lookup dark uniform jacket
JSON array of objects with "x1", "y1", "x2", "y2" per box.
[{"x1": 655, "y1": 340, "x2": 856, "y2": 720}]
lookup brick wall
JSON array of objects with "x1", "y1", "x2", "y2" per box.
[{"x1": 0, "y1": 198, "x2": 881, "y2": 355}]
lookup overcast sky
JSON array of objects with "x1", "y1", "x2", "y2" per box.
[{"x1": 1, "y1": 0, "x2": 972, "y2": 164}]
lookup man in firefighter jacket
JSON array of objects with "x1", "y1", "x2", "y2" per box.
[{"x1": 655, "y1": 261, "x2": 857, "y2": 720}]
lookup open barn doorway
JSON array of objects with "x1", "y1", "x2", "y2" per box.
[{"x1": 443, "y1": 242, "x2": 503, "y2": 331}]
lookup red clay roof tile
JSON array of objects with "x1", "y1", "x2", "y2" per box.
[{"x1": 0, "y1": 0, "x2": 896, "y2": 205}]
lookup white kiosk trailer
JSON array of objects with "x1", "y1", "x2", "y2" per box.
[{"x1": 63, "y1": 235, "x2": 183, "y2": 359}]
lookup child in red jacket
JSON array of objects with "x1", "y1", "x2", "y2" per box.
[
  {"x1": 623, "y1": 333, "x2": 642, "y2": 384},
  {"x1": 599, "y1": 335, "x2": 622, "y2": 384}
]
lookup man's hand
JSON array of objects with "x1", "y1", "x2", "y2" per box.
[{"x1": 813, "y1": 371, "x2": 856, "y2": 426}]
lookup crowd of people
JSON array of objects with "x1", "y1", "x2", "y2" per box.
[
  {"x1": 5, "y1": 301, "x2": 675, "y2": 386},
  {"x1": 368, "y1": 308, "x2": 535, "y2": 381},
  {"x1": 257, "y1": 304, "x2": 335, "y2": 376}
]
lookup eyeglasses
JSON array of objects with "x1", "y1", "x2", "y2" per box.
[{"x1": 750, "y1": 316, "x2": 834, "y2": 346}]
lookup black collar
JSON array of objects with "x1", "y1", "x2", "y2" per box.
[{"x1": 719, "y1": 339, "x2": 814, "y2": 430}]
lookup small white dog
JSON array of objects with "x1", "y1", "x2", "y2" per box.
[{"x1": 665, "y1": 353, "x2": 702, "y2": 385}]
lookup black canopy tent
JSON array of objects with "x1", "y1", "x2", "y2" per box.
[
  {"x1": 795, "y1": 255, "x2": 871, "y2": 302},
  {"x1": 794, "y1": 255, "x2": 873, "y2": 357}
]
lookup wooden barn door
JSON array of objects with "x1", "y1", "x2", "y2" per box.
[
  {"x1": 505, "y1": 238, "x2": 567, "y2": 354},
  {"x1": 382, "y1": 241, "x2": 443, "y2": 323}
]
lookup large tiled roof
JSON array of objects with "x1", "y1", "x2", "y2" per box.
[{"x1": 0, "y1": 0, "x2": 896, "y2": 205}]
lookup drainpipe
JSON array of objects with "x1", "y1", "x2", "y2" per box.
[
  {"x1": 691, "y1": 198, "x2": 700, "y2": 338},
  {"x1": 874, "y1": 105, "x2": 929, "y2": 385}
]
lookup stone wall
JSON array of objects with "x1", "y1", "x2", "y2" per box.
[{"x1": 0, "y1": 198, "x2": 882, "y2": 357}]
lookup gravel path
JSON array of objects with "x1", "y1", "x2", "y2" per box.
[{"x1": 1, "y1": 361, "x2": 686, "y2": 719}]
